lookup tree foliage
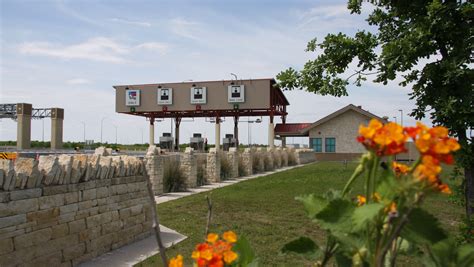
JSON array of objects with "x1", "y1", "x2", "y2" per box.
[{"x1": 277, "y1": 0, "x2": 474, "y2": 216}]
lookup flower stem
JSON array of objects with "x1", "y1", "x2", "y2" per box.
[
  {"x1": 342, "y1": 163, "x2": 364, "y2": 197},
  {"x1": 370, "y1": 156, "x2": 380, "y2": 201}
]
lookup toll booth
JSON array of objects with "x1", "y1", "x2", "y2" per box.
[
  {"x1": 223, "y1": 134, "x2": 237, "y2": 151},
  {"x1": 160, "y1": 133, "x2": 174, "y2": 150},
  {"x1": 190, "y1": 133, "x2": 205, "y2": 151}
]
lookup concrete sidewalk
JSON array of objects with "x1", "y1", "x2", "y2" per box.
[
  {"x1": 78, "y1": 225, "x2": 186, "y2": 267},
  {"x1": 80, "y1": 164, "x2": 305, "y2": 267}
]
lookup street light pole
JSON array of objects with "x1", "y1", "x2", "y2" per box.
[
  {"x1": 100, "y1": 117, "x2": 107, "y2": 143},
  {"x1": 81, "y1": 121, "x2": 86, "y2": 144},
  {"x1": 393, "y1": 116, "x2": 397, "y2": 124},
  {"x1": 113, "y1": 125, "x2": 118, "y2": 145},
  {"x1": 42, "y1": 118, "x2": 45, "y2": 142},
  {"x1": 398, "y1": 109, "x2": 403, "y2": 127}
]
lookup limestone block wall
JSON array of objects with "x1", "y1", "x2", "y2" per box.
[
  {"x1": 206, "y1": 148, "x2": 221, "y2": 183},
  {"x1": 241, "y1": 148, "x2": 253, "y2": 176},
  {"x1": 295, "y1": 149, "x2": 316, "y2": 164},
  {"x1": 227, "y1": 148, "x2": 239, "y2": 179},
  {"x1": 145, "y1": 155, "x2": 163, "y2": 195},
  {"x1": 0, "y1": 155, "x2": 152, "y2": 266},
  {"x1": 180, "y1": 148, "x2": 197, "y2": 188}
]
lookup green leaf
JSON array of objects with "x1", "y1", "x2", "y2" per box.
[
  {"x1": 233, "y1": 235, "x2": 256, "y2": 266},
  {"x1": 401, "y1": 208, "x2": 447, "y2": 245},
  {"x1": 315, "y1": 199, "x2": 355, "y2": 232},
  {"x1": 331, "y1": 232, "x2": 364, "y2": 251},
  {"x1": 324, "y1": 189, "x2": 343, "y2": 201},
  {"x1": 296, "y1": 194, "x2": 328, "y2": 219},
  {"x1": 375, "y1": 173, "x2": 398, "y2": 200},
  {"x1": 334, "y1": 251, "x2": 352, "y2": 267},
  {"x1": 351, "y1": 203, "x2": 384, "y2": 232},
  {"x1": 457, "y1": 243, "x2": 474, "y2": 267},
  {"x1": 281, "y1": 237, "x2": 319, "y2": 255}
]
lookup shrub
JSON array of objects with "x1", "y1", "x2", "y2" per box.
[
  {"x1": 263, "y1": 155, "x2": 272, "y2": 171},
  {"x1": 287, "y1": 152, "x2": 297, "y2": 166},
  {"x1": 220, "y1": 153, "x2": 232, "y2": 180},
  {"x1": 252, "y1": 154, "x2": 260, "y2": 174},
  {"x1": 238, "y1": 155, "x2": 246, "y2": 177},
  {"x1": 196, "y1": 157, "x2": 207, "y2": 186},
  {"x1": 163, "y1": 158, "x2": 186, "y2": 193}
]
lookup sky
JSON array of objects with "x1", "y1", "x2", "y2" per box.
[{"x1": 0, "y1": 0, "x2": 433, "y2": 146}]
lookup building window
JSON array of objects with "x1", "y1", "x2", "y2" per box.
[
  {"x1": 325, "y1": 138, "x2": 336, "y2": 152},
  {"x1": 310, "y1": 138, "x2": 322, "y2": 152}
]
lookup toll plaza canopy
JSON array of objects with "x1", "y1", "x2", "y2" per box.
[
  {"x1": 113, "y1": 78, "x2": 289, "y2": 120},
  {"x1": 114, "y1": 78, "x2": 290, "y2": 149}
]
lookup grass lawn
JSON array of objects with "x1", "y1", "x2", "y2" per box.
[{"x1": 136, "y1": 162, "x2": 463, "y2": 266}]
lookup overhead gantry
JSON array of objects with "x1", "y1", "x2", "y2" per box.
[
  {"x1": 113, "y1": 78, "x2": 289, "y2": 150},
  {"x1": 0, "y1": 103, "x2": 64, "y2": 150}
]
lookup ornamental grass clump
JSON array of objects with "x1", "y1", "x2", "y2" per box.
[
  {"x1": 220, "y1": 153, "x2": 232, "y2": 180},
  {"x1": 197, "y1": 157, "x2": 207, "y2": 186},
  {"x1": 287, "y1": 151, "x2": 297, "y2": 166},
  {"x1": 252, "y1": 154, "x2": 260, "y2": 174},
  {"x1": 163, "y1": 158, "x2": 187, "y2": 193},
  {"x1": 282, "y1": 119, "x2": 474, "y2": 267},
  {"x1": 263, "y1": 155, "x2": 272, "y2": 171},
  {"x1": 238, "y1": 155, "x2": 246, "y2": 177}
]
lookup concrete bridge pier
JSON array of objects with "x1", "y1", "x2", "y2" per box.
[
  {"x1": 50, "y1": 108, "x2": 64, "y2": 150},
  {"x1": 16, "y1": 103, "x2": 32, "y2": 150}
]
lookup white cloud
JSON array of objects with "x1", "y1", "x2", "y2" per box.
[
  {"x1": 170, "y1": 17, "x2": 200, "y2": 40},
  {"x1": 66, "y1": 78, "x2": 91, "y2": 85},
  {"x1": 18, "y1": 37, "x2": 169, "y2": 63},
  {"x1": 109, "y1": 18, "x2": 151, "y2": 27},
  {"x1": 134, "y1": 42, "x2": 168, "y2": 54},
  {"x1": 18, "y1": 37, "x2": 129, "y2": 63}
]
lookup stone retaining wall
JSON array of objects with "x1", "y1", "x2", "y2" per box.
[
  {"x1": 295, "y1": 149, "x2": 315, "y2": 164},
  {"x1": 0, "y1": 155, "x2": 152, "y2": 266}
]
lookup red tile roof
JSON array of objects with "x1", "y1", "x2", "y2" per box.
[{"x1": 274, "y1": 123, "x2": 311, "y2": 136}]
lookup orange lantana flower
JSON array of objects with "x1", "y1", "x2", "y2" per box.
[
  {"x1": 206, "y1": 233, "x2": 219, "y2": 244},
  {"x1": 404, "y1": 123, "x2": 460, "y2": 164},
  {"x1": 169, "y1": 254, "x2": 183, "y2": 267},
  {"x1": 392, "y1": 162, "x2": 410, "y2": 175},
  {"x1": 223, "y1": 250, "x2": 238, "y2": 264},
  {"x1": 223, "y1": 231, "x2": 237, "y2": 243},
  {"x1": 357, "y1": 195, "x2": 367, "y2": 206},
  {"x1": 192, "y1": 232, "x2": 239, "y2": 267},
  {"x1": 358, "y1": 119, "x2": 407, "y2": 156}
]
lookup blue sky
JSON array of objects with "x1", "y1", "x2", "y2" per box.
[{"x1": 0, "y1": 0, "x2": 430, "y2": 146}]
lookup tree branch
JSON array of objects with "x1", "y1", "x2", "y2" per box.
[
  {"x1": 145, "y1": 172, "x2": 168, "y2": 267},
  {"x1": 346, "y1": 70, "x2": 381, "y2": 82},
  {"x1": 205, "y1": 194, "x2": 213, "y2": 236}
]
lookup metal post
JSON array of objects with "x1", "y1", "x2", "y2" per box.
[
  {"x1": 234, "y1": 116, "x2": 239, "y2": 147},
  {"x1": 100, "y1": 117, "x2": 107, "y2": 143},
  {"x1": 42, "y1": 118, "x2": 45, "y2": 142},
  {"x1": 114, "y1": 125, "x2": 118, "y2": 145},
  {"x1": 81, "y1": 121, "x2": 86, "y2": 144}
]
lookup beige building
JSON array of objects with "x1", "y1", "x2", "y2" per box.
[{"x1": 276, "y1": 104, "x2": 388, "y2": 161}]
